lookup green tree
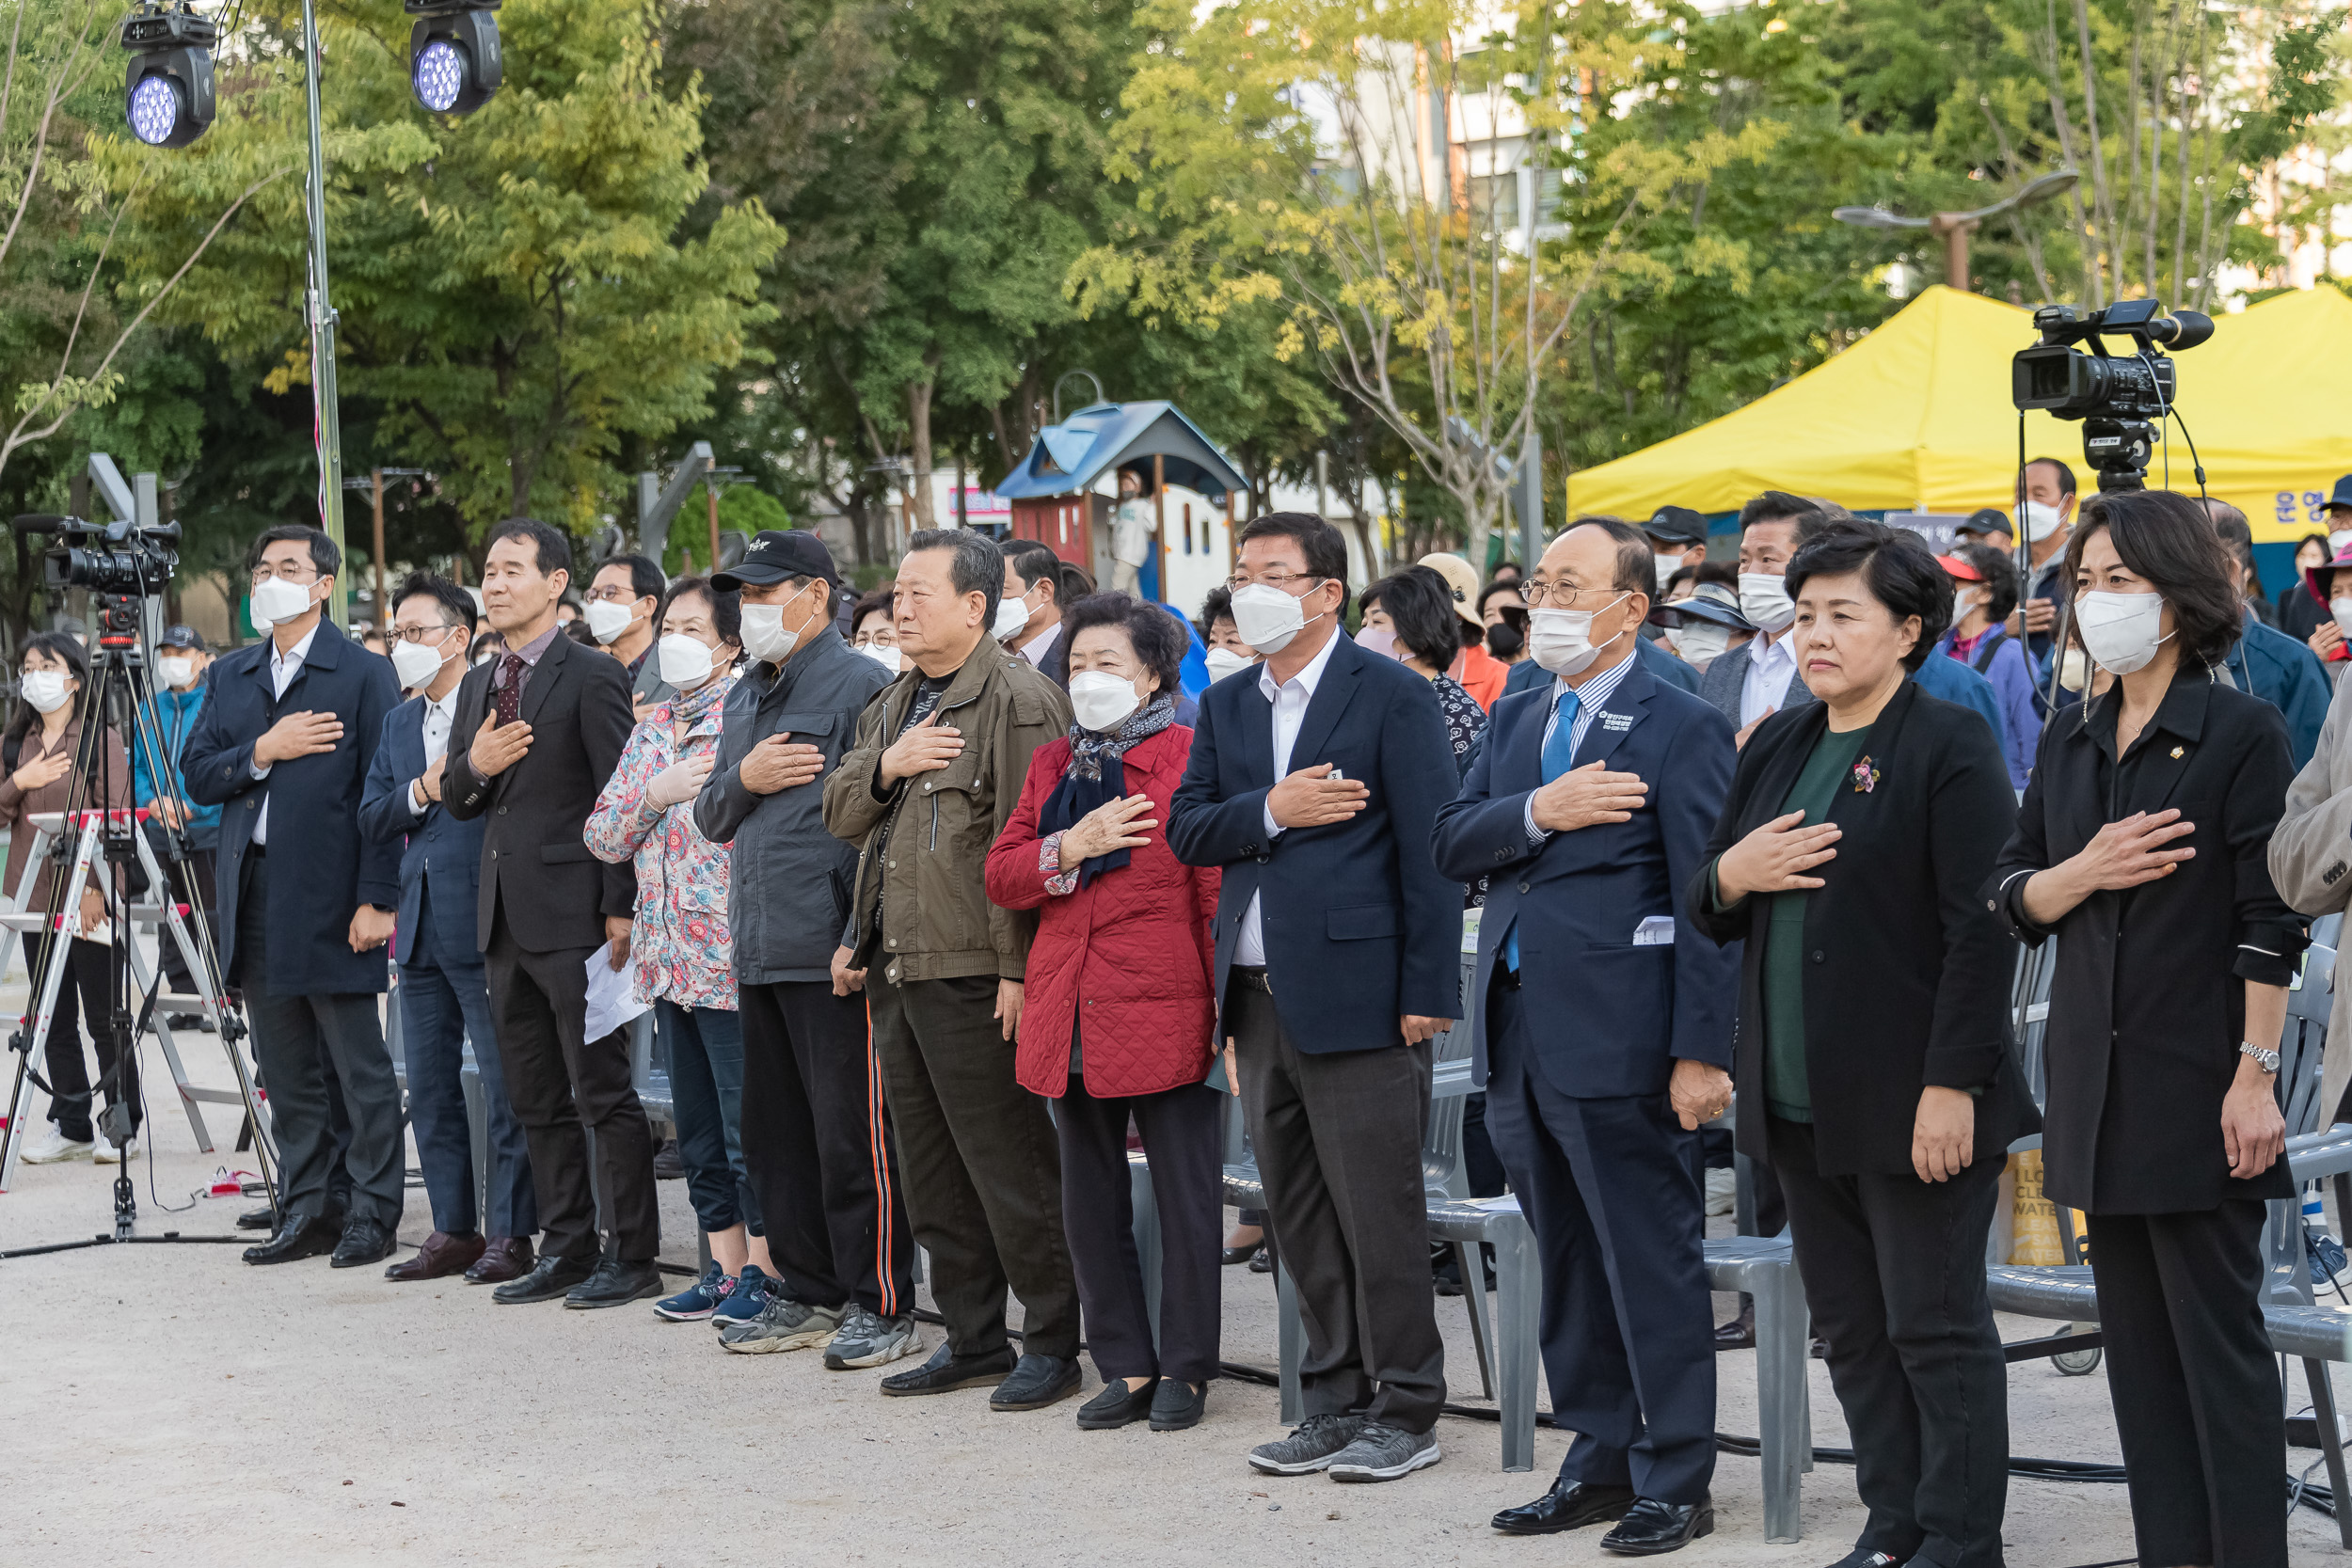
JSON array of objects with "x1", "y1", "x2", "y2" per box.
[{"x1": 95, "y1": 0, "x2": 783, "y2": 541}]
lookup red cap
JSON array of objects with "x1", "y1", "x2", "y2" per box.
[{"x1": 1935, "y1": 553, "x2": 1985, "y2": 582}]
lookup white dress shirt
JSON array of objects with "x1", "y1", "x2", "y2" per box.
[
  {"x1": 407, "y1": 689, "x2": 460, "y2": 816},
  {"x1": 1739, "y1": 627, "x2": 1799, "y2": 729},
  {"x1": 248, "y1": 623, "x2": 320, "y2": 845},
  {"x1": 1233, "y1": 627, "x2": 1343, "y2": 967},
  {"x1": 1016, "y1": 619, "x2": 1061, "y2": 672}
]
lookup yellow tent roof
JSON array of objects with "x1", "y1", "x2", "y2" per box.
[{"x1": 1565, "y1": 283, "x2": 2352, "y2": 544}]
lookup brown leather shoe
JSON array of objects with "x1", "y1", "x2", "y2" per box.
[
  {"x1": 385, "y1": 1229, "x2": 486, "y2": 1281},
  {"x1": 464, "y1": 1236, "x2": 535, "y2": 1284}
]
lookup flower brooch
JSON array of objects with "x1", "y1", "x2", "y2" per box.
[{"x1": 1851, "y1": 755, "x2": 1882, "y2": 794}]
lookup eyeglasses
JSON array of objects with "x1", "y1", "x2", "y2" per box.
[
  {"x1": 250, "y1": 563, "x2": 318, "y2": 585},
  {"x1": 583, "y1": 585, "x2": 640, "y2": 604},
  {"x1": 390, "y1": 624, "x2": 458, "y2": 644},
  {"x1": 1225, "y1": 572, "x2": 1324, "y2": 594},
  {"x1": 1521, "y1": 581, "x2": 1623, "y2": 610}
]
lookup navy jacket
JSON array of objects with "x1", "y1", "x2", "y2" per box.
[
  {"x1": 1505, "y1": 636, "x2": 1697, "y2": 699},
  {"x1": 358, "y1": 696, "x2": 486, "y2": 968},
  {"x1": 2225, "y1": 607, "x2": 2332, "y2": 771},
  {"x1": 1168, "y1": 631, "x2": 1463, "y2": 1053},
  {"x1": 182, "y1": 619, "x2": 403, "y2": 993},
  {"x1": 132, "y1": 682, "x2": 221, "y2": 850},
  {"x1": 1434, "y1": 657, "x2": 1740, "y2": 1097}
]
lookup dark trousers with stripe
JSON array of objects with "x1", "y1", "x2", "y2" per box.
[{"x1": 738, "y1": 978, "x2": 913, "y2": 1315}]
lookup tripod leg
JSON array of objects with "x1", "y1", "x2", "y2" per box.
[
  {"x1": 0, "y1": 820, "x2": 104, "y2": 1187},
  {"x1": 129, "y1": 938, "x2": 210, "y2": 1153}
]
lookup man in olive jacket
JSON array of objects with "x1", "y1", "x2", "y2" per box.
[{"x1": 822, "y1": 527, "x2": 1077, "y2": 1409}]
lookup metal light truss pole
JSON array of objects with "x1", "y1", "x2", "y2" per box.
[{"x1": 299, "y1": 0, "x2": 348, "y2": 627}]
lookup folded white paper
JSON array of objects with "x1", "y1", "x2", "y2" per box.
[{"x1": 583, "y1": 941, "x2": 651, "y2": 1041}]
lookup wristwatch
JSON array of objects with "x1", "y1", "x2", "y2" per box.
[{"x1": 2239, "y1": 1041, "x2": 2281, "y2": 1075}]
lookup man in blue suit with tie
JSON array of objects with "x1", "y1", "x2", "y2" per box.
[
  {"x1": 359, "y1": 573, "x2": 537, "y2": 1285},
  {"x1": 1434, "y1": 518, "x2": 1739, "y2": 1555},
  {"x1": 1169, "y1": 513, "x2": 1462, "y2": 1485}
]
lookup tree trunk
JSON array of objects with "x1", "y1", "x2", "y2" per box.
[{"x1": 907, "y1": 376, "x2": 936, "y2": 530}]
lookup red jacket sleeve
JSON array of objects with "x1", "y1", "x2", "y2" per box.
[{"x1": 985, "y1": 742, "x2": 1063, "y2": 912}]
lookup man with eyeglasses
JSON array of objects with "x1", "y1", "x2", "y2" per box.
[
  {"x1": 1168, "y1": 513, "x2": 1462, "y2": 1483},
  {"x1": 184, "y1": 525, "x2": 406, "y2": 1270},
  {"x1": 358, "y1": 572, "x2": 537, "y2": 1285},
  {"x1": 582, "y1": 553, "x2": 672, "y2": 714}
]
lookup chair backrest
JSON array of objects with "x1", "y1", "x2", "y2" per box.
[
  {"x1": 2266, "y1": 942, "x2": 2336, "y2": 1305},
  {"x1": 1422, "y1": 955, "x2": 1478, "y2": 1198},
  {"x1": 2011, "y1": 940, "x2": 2058, "y2": 1112}
]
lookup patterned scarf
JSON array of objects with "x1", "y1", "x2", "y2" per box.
[
  {"x1": 1064, "y1": 690, "x2": 1176, "y2": 782},
  {"x1": 1041, "y1": 691, "x2": 1177, "y2": 887},
  {"x1": 667, "y1": 667, "x2": 733, "y2": 735}
]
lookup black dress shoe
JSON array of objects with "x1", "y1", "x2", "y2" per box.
[
  {"x1": 1075, "y1": 1377, "x2": 1158, "y2": 1430},
  {"x1": 1148, "y1": 1378, "x2": 1207, "y2": 1432},
  {"x1": 1248, "y1": 1245, "x2": 1274, "y2": 1274},
  {"x1": 1712, "y1": 1313, "x2": 1756, "y2": 1351},
  {"x1": 492, "y1": 1253, "x2": 596, "y2": 1305},
  {"x1": 1221, "y1": 1244, "x2": 1261, "y2": 1265},
  {"x1": 564, "y1": 1257, "x2": 663, "y2": 1309},
  {"x1": 1491, "y1": 1479, "x2": 1638, "y2": 1535},
  {"x1": 1598, "y1": 1496, "x2": 1714, "y2": 1556},
  {"x1": 329, "y1": 1217, "x2": 396, "y2": 1269},
  {"x1": 242, "y1": 1212, "x2": 341, "y2": 1265},
  {"x1": 879, "y1": 1341, "x2": 1017, "y2": 1397},
  {"x1": 236, "y1": 1205, "x2": 278, "y2": 1231},
  {"x1": 991, "y1": 1353, "x2": 1082, "y2": 1411}
]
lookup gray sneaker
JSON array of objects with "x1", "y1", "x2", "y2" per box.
[
  {"x1": 1326, "y1": 1421, "x2": 1440, "y2": 1482},
  {"x1": 823, "y1": 1306, "x2": 920, "y2": 1370},
  {"x1": 1247, "y1": 1413, "x2": 1366, "y2": 1475},
  {"x1": 718, "y1": 1294, "x2": 845, "y2": 1354}
]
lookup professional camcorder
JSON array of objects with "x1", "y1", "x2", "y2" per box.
[
  {"x1": 12, "y1": 512, "x2": 180, "y2": 597},
  {"x1": 2010, "y1": 298, "x2": 2213, "y2": 492}
]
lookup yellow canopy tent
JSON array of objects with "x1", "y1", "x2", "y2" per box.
[{"x1": 1566, "y1": 283, "x2": 2352, "y2": 545}]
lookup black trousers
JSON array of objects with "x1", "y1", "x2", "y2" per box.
[
  {"x1": 38, "y1": 936, "x2": 136, "y2": 1144},
  {"x1": 483, "y1": 905, "x2": 659, "y2": 1262},
  {"x1": 1771, "y1": 1116, "x2": 2010, "y2": 1568},
  {"x1": 1058, "y1": 1073, "x2": 1225, "y2": 1385},
  {"x1": 869, "y1": 974, "x2": 1076, "y2": 1357},
  {"x1": 235, "y1": 852, "x2": 404, "y2": 1226},
  {"x1": 739, "y1": 978, "x2": 914, "y2": 1315},
  {"x1": 150, "y1": 832, "x2": 217, "y2": 1000},
  {"x1": 1228, "y1": 976, "x2": 1446, "y2": 1433},
  {"x1": 2087, "y1": 1200, "x2": 2287, "y2": 1568}
]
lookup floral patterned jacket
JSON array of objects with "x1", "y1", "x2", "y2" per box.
[{"x1": 584, "y1": 673, "x2": 738, "y2": 1010}]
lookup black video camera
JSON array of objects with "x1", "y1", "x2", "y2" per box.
[
  {"x1": 2010, "y1": 299, "x2": 2213, "y2": 492},
  {"x1": 11, "y1": 513, "x2": 179, "y2": 597}
]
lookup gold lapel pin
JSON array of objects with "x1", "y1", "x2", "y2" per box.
[{"x1": 2170, "y1": 746, "x2": 2185, "y2": 759}]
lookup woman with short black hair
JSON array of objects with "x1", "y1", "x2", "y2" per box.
[
  {"x1": 1362, "y1": 566, "x2": 1486, "y2": 778},
  {"x1": 1691, "y1": 519, "x2": 2031, "y2": 1568},
  {"x1": 1990, "y1": 486, "x2": 2303, "y2": 1568}
]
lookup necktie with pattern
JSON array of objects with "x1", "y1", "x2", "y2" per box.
[{"x1": 495, "y1": 652, "x2": 525, "y2": 728}]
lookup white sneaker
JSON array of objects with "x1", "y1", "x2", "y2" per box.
[
  {"x1": 92, "y1": 1136, "x2": 137, "y2": 1165},
  {"x1": 20, "y1": 1126, "x2": 94, "y2": 1164},
  {"x1": 1705, "y1": 1166, "x2": 1736, "y2": 1218}
]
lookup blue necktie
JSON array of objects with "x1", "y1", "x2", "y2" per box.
[{"x1": 1505, "y1": 688, "x2": 1581, "y2": 972}]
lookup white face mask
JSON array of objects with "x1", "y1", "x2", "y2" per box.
[
  {"x1": 1738, "y1": 573, "x2": 1796, "y2": 634},
  {"x1": 1355, "y1": 625, "x2": 1398, "y2": 660},
  {"x1": 657, "y1": 633, "x2": 719, "y2": 689},
  {"x1": 1203, "y1": 646, "x2": 1254, "y2": 681},
  {"x1": 1068, "y1": 669, "x2": 1142, "y2": 733},
  {"x1": 1653, "y1": 553, "x2": 1680, "y2": 591},
  {"x1": 739, "y1": 583, "x2": 815, "y2": 665},
  {"x1": 20, "y1": 670, "x2": 71, "y2": 714},
  {"x1": 390, "y1": 635, "x2": 451, "y2": 691},
  {"x1": 861, "y1": 641, "x2": 902, "y2": 674},
  {"x1": 249, "y1": 575, "x2": 316, "y2": 627},
  {"x1": 2331, "y1": 597, "x2": 2352, "y2": 639},
  {"x1": 2022, "y1": 500, "x2": 2067, "y2": 544},
  {"x1": 583, "y1": 599, "x2": 638, "y2": 645},
  {"x1": 1230, "y1": 581, "x2": 1324, "y2": 656},
  {"x1": 993, "y1": 586, "x2": 1037, "y2": 642},
  {"x1": 156, "y1": 656, "x2": 194, "y2": 689},
  {"x1": 2075, "y1": 589, "x2": 2172, "y2": 675},
  {"x1": 2334, "y1": 530, "x2": 2352, "y2": 558},
  {"x1": 1677, "y1": 623, "x2": 1733, "y2": 665},
  {"x1": 1527, "y1": 598, "x2": 1629, "y2": 679},
  {"x1": 1951, "y1": 586, "x2": 1975, "y2": 626}
]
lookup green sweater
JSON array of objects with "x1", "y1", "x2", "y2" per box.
[{"x1": 1759, "y1": 726, "x2": 1869, "y2": 1123}]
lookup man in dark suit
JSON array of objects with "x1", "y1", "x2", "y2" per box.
[
  {"x1": 998, "y1": 539, "x2": 1071, "y2": 687},
  {"x1": 1508, "y1": 628, "x2": 1698, "y2": 699},
  {"x1": 358, "y1": 571, "x2": 536, "y2": 1284},
  {"x1": 183, "y1": 525, "x2": 405, "y2": 1269},
  {"x1": 1434, "y1": 518, "x2": 1739, "y2": 1554},
  {"x1": 442, "y1": 518, "x2": 653, "y2": 1309},
  {"x1": 1697, "y1": 495, "x2": 1815, "y2": 738},
  {"x1": 1168, "y1": 513, "x2": 1461, "y2": 1483}
]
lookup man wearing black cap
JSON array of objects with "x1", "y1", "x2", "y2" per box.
[
  {"x1": 1642, "y1": 507, "x2": 1709, "y2": 596},
  {"x1": 135, "y1": 625, "x2": 221, "y2": 1022},
  {"x1": 1955, "y1": 508, "x2": 2014, "y2": 547},
  {"x1": 692, "y1": 531, "x2": 919, "y2": 1367}
]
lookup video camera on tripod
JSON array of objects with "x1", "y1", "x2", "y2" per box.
[{"x1": 2010, "y1": 297, "x2": 2214, "y2": 492}]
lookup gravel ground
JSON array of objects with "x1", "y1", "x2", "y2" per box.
[{"x1": 2, "y1": 995, "x2": 2346, "y2": 1566}]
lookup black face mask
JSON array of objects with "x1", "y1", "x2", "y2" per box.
[{"x1": 1486, "y1": 620, "x2": 1524, "y2": 659}]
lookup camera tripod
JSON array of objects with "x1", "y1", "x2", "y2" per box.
[{"x1": 0, "y1": 595, "x2": 277, "y2": 1254}]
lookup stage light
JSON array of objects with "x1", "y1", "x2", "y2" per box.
[
  {"x1": 406, "y1": 1, "x2": 501, "y2": 117},
  {"x1": 119, "y1": 6, "x2": 217, "y2": 150}
]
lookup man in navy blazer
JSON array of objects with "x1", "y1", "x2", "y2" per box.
[
  {"x1": 1433, "y1": 519, "x2": 1739, "y2": 1554},
  {"x1": 1508, "y1": 630, "x2": 1699, "y2": 697},
  {"x1": 1168, "y1": 514, "x2": 1461, "y2": 1484},
  {"x1": 358, "y1": 572, "x2": 536, "y2": 1284},
  {"x1": 183, "y1": 525, "x2": 405, "y2": 1270}
]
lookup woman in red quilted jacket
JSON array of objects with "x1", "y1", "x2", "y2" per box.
[{"x1": 986, "y1": 592, "x2": 1222, "y2": 1435}]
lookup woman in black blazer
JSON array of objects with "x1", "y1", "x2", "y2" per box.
[
  {"x1": 1989, "y1": 488, "x2": 2303, "y2": 1568},
  {"x1": 1687, "y1": 520, "x2": 2034, "y2": 1568}
]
